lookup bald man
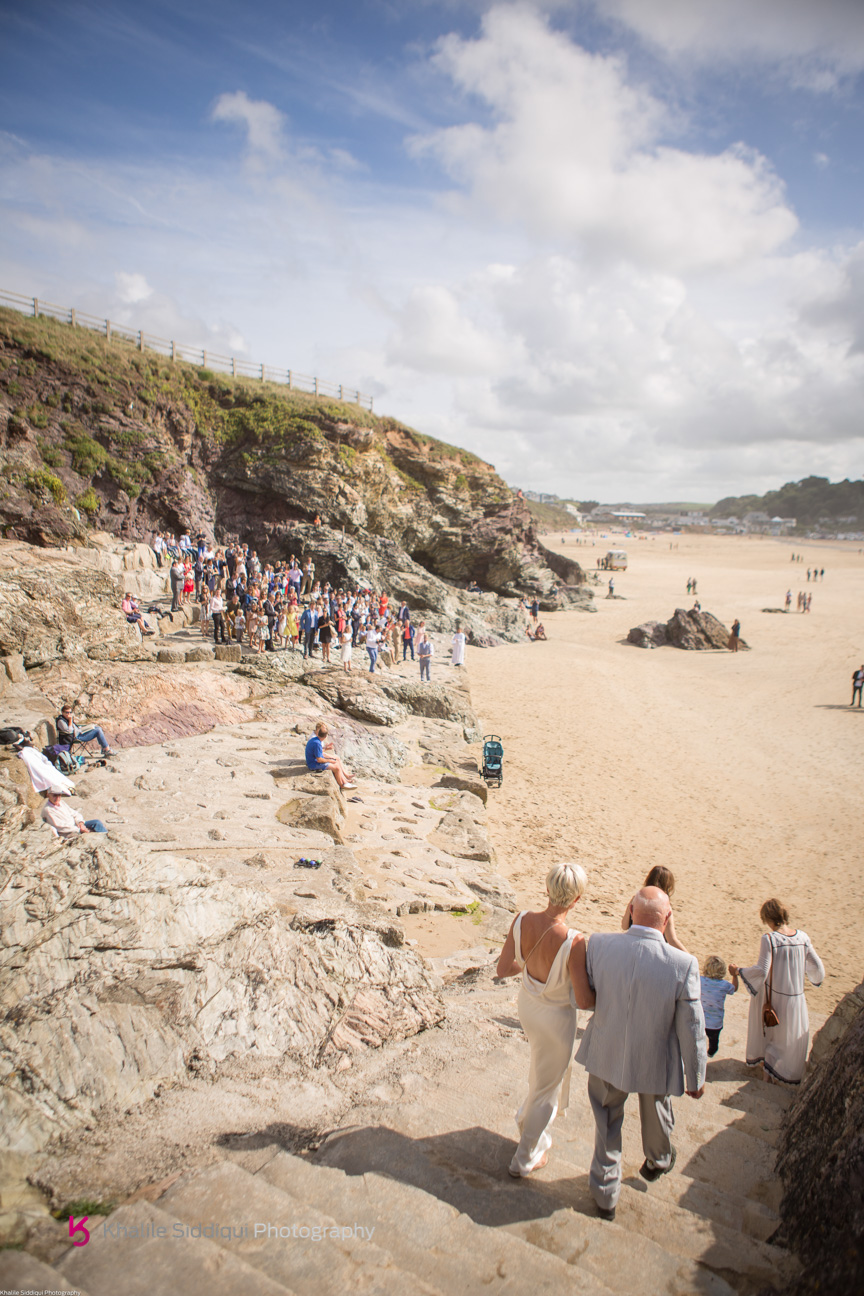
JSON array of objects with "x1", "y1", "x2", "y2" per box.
[{"x1": 575, "y1": 886, "x2": 706, "y2": 1221}]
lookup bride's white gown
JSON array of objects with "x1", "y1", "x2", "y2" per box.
[{"x1": 510, "y1": 912, "x2": 581, "y2": 1176}]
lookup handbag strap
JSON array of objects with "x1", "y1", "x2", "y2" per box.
[{"x1": 765, "y1": 936, "x2": 775, "y2": 1008}]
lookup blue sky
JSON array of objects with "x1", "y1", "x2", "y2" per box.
[{"x1": 2, "y1": 0, "x2": 864, "y2": 502}]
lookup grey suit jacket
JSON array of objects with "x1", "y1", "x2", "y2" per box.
[{"x1": 575, "y1": 927, "x2": 706, "y2": 1096}]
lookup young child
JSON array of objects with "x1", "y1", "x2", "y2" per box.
[{"x1": 700, "y1": 956, "x2": 738, "y2": 1058}]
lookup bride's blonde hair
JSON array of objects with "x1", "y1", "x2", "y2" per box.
[{"x1": 546, "y1": 862, "x2": 587, "y2": 907}]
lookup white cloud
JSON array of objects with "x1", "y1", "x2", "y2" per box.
[
  {"x1": 211, "y1": 90, "x2": 285, "y2": 159},
  {"x1": 115, "y1": 271, "x2": 152, "y2": 304},
  {"x1": 412, "y1": 6, "x2": 797, "y2": 273},
  {"x1": 596, "y1": 0, "x2": 864, "y2": 85}
]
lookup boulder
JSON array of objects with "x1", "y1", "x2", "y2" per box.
[
  {"x1": 438, "y1": 773, "x2": 488, "y2": 806},
  {"x1": 277, "y1": 796, "x2": 345, "y2": 843},
  {"x1": 214, "y1": 644, "x2": 242, "y2": 663},
  {"x1": 665, "y1": 607, "x2": 748, "y2": 651},
  {"x1": 340, "y1": 690, "x2": 407, "y2": 727},
  {"x1": 428, "y1": 792, "x2": 495, "y2": 863},
  {"x1": 627, "y1": 621, "x2": 668, "y2": 649},
  {"x1": 185, "y1": 646, "x2": 215, "y2": 663},
  {"x1": 1, "y1": 653, "x2": 27, "y2": 683},
  {"x1": 292, "y1": 770, "x2": 348, "y2": 818},
  {"x1": 157, "y1": 648, "x2": 186, "y2": 665}
]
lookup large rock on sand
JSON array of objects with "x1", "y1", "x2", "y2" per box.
[{"x1": 628, "y1": 609, "x2": 749, "y2": 651}]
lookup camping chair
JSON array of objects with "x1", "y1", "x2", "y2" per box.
[
  {"x1": 481, "y1": 734, "x2": 504, "y2": 788},
  {"x1": 54, "y1": 718, "x2": 108, "y2": 768}
]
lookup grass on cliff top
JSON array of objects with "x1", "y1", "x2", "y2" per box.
[
  {"x1": 526, "y1": 499, "x2": 580, "y2": 531},
  {"x1": 0, "y1": 306, "x2": 490, "y2": 471}
]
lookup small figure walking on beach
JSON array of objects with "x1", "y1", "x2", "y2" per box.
[
  {"x1": 607, "y1": 577, "x2": 614, "y2": 598},
  {"x1": 728, "y1": 619, "x2": 741, "y2": 652},
  {"x1": 851, "y1": 665, "x2": 864, "y2": 707},
  {"x1": 785, "y1": 590, "x2": 792, "y2": 612}
]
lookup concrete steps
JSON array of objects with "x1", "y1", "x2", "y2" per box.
[
  {"x1": 6, "y1": 980, "x2": 805, "y2": 1295},
  {"x1": 258, "y1": 1150, "x2": 616, "y2": 1296},
  {"x1": 159, "y1": 1160, "x2": 446, "y2": 1296},
  {"x1": 56, "y1": 1200, "x2": 293, "y2": 1296}
]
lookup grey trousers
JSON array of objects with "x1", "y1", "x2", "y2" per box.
[{"x1": 587, "y1": 1073, "x2": 675, "y2": 1209}]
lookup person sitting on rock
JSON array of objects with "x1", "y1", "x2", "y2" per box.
[
  {"x1": 41, "y1": 789, "x2": 107, "y2": 837},
  {"x1": 305, "y1": 721, "x2": 356, "y2": 789},
  {"x1": 56, "y1": 704, "x2": 115, "y2": 757},
  {"x1": 121, "y1": 592, "x2": 155, "y2": 635},
  {"x1": 533, "y1": 623, "x2": 547, "y2": 640}
]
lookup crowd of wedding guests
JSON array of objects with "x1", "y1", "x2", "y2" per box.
[
  {"x1": 151, "y1": 531, "x2": 467, "y2": 675},
  {"x1": 497, "y1": 862, "x2": 824, "y2": 1220}
]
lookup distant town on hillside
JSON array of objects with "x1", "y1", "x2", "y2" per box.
[{"x1": 522, "y1": 477, "x2": 864, "y2": 541}]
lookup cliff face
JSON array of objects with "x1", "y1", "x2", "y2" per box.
[
  {"x1": 774, "y1": 979, "x2": 864, "y2": 1296},
  {"x1": 0, "y1": 309, "x2": 584, "y2": 598}
]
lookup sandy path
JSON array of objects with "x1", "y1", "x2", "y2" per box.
[{"x1": 468, "y1": 533, "x2": 864, "y2": 1013}]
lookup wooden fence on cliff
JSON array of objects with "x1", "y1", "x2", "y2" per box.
[{"x1": 0, "y1": 288, "x2": 374, "y2": 411}]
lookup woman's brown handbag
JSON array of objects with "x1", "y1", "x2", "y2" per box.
[{"x1": 763, "y1": 939, "x2": 780, "y2": 1028}]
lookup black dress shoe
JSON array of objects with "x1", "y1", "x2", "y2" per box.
[
  {"x1": 596, "y1": 1203, "x2": 616, "y2": 1221},
  {"x1": 639, "y1": 1145, "x2": 677, "y2": 1182}
]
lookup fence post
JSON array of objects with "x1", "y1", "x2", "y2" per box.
[
  {"x1": 106, "y1": 319, "x2": 111, "y2": 342},
  {"x1": 33, "y1": 298, "x2": 39, "y2": 318},
  {"x1": 369, "y1": 397, "x2": 374, "y2": 412},
  {"x1": 287, "y1": 370, "x2": 292, "y2": 389},
  {"x1": 339, "y1": 384, "x2": 343, "y2": 400},
  {"x1": 70, "y1": 308, "x2": 76, "y2": 327},
  {"x1": 202, "y1": 349, "x2": 207, "y2": 368},
  {"x1": 171, "y1": 340, "x2": 176, "y2": 363},
  {"x1": 232, "y1": 357, "x2": 236, "y2": 378},
  {"x1": 314, "y1": 377, "x2": 318, "y2": 396},
  {"x1": 261, "y1": 363, "x2": 265, "y2": 381},
  {"x1": 138, "y1": 330, "x2": 144, "y2": 351}
]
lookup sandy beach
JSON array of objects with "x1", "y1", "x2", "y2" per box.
[{"x1": 467, "y1": 532, "x2": 864, "y2": 1014}]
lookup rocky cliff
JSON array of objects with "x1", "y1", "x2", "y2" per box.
[
  {"x1": 0, "y1": 307, "x2": 585, "y2": 601},
  {"x1": 774, "y1": 978, "x2": 864, "y2": 1295}
]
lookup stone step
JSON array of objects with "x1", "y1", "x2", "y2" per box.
[
  {"x1": 375, "y1": 1074, "x2": 779, "y2": 1207},
  {"x1": 346, "y1": 1086, "x2": 787, "y2": 1282},
  {"x1": 317, "y1": 1125, "x2": 736, "y2": 1296},
  {"x1": 0, "y1": 1249, "x2": 90, "y2": 1293},
  {"x1": 56, "y1": 1200, "x2": 292, "y2": 1296},
  {"x1": 259, "y1": 1150, "x2": 615, "y2": 1296},
  {"x1": 159, "y1": 1159, "x2": 444, "y2": 1296}
]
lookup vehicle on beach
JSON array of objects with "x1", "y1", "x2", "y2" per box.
[{"x1": 603, "y1": 550, "x2": 628, "y2": 570}]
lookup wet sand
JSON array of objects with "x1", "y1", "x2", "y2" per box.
[{"x1": 468, "y1": 532, "x2": 864, "y2": 1013}]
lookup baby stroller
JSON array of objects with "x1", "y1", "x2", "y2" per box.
[{"x1": 481, "y1": 734, "x2": 504, "y2": 788}]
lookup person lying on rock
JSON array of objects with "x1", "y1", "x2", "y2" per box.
[
  {"x1": 41, "y1": 789, "x2": 107, "y2": 837},
  {"x1": 304, "y1": 722, "x2": 356, "y2": 790},
  {"x1": 13, "y1": 734, "x2": 76, "y2": 795}
]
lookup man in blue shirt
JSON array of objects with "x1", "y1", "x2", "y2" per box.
[{"x1": 304, "y1": 722, "x2": 356, "y2": 789}]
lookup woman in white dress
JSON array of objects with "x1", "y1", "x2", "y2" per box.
[
  {"x1": 730, "y1": 898, "x2": 824, "y2": 1085},
  {"x1": 496, "y1": 863, "x2": 595, "y2": 1177},
  {"x1": 451, "y1": 623, "x2": 466, "y2": 667}
]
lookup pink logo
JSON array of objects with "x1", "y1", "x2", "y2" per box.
[{"x1": 69, "y1": 1215, "x2": 90, "y2": 1246}]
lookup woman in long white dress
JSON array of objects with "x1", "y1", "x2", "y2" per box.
[
  {"x1": 451, "y1": 623, "x2": 466, "y2": 667},
  {"x1": 497, "y1": 863, "x2": 595, "y2": 1177},
  {"x1": 730, "y1": 898, "x2": 824, "y2": 1085}
]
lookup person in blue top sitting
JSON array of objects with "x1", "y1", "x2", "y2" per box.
[{"x1": 304, "y1": 721, "x2": 356, "y2": 789}]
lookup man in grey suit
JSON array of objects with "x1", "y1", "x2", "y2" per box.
[{"x1": 576, "y1": 887, "x2": 706, "y2": 1220}]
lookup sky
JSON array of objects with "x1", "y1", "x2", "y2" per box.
[{"x1": 2, "y1": 1, "x2": 864, "y2": 503}]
